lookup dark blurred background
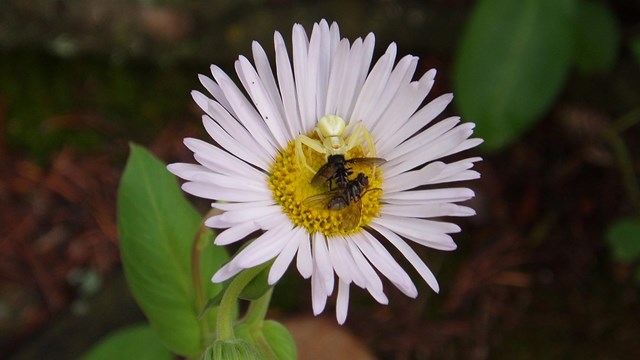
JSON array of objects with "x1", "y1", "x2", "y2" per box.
[{"x1": 1, "y1": 0, "x2": 639, "y2": 359}]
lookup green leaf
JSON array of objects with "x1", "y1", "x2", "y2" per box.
[
  {"x1": 454, "y1": 0, "x2": 575, "y2": 151},
  {"x1": 606, "y1": 218, "x2": 640, "y2": 263},
  {"x1": 80, "y1": 325, "x2": 172, "y2": 360},
  {"x1": 118, "y1": 144, "x2": 227, "y2": 356},
  {"x1": 573, "y1": 0, "x2": 620, "y2": 73},
  {"x1": 630, "y1": 36, "x2": 640, "y2": 65},
  {"x1": 262, "y1": 320, "x2": 297, "y2": 360},
  {"x1": 235, "y1": 320, "x2": 297, "y2": 360}
]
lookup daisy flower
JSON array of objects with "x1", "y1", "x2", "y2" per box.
[{"x1": 168, "y1": 19, "x2": 482, "y2": 324}]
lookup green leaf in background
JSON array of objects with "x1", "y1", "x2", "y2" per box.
[
  {"x1": 573, "y1": 0, "x2": 620, "y2": 74},
  {"x1": 118, "y1": 144, "x2": 228, "y2": 356},
  {"x1": 80, "y1": 325, "x2": 172, "y2": 360},
  {"x1": 631, "y1": 36, "x2": 640, "y2": 65},
  {"x1": 234, "y1": 320, "x2": 297, "y2": 360},
  {"x1": 606, "y1": 218, "x2": 640, "y2": 263},
  {"x1": 454, "y1": 0, "x2": 575, "y2": 151},
  {"x1": 262, "y1": 320, "x2": 297, "y2": 360}
]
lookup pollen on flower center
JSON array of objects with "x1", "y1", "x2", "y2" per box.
[{"x1": 268, "y1": 132, "x2": 383, "y2": 237}]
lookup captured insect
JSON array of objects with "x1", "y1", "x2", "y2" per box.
[
  {"x1": 311, "y1": 154, "x2": 386, "y2": 190},
  {"x1": 303, "y1": 173, "x2": 380, "y2": 230},
  {"x1": 295, "y1": 115, "x2": 377, "y2": 175}
]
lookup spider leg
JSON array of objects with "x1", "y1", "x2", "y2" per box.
[
  {"x1": 345, "y1": 123, "x2": 376, "y2": 157},
  {"x1": 295, "y1": 134, "x2": 328, "y2": 174}
]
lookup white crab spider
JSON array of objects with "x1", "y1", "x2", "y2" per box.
[{"x1": 295, "y1": 115, "x2": 376, "y2": 174}]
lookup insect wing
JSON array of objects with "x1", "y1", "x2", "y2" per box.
[
  {"x1": 341, "y1": 199, "x2": 363, "y2": 231},
  {"x1": 345, "y1": 157, "x2": 386, "y2": 167},
  {"x1": 302, "y1": 190, "x2": 340, "y2": 209},
  {"x1": 310, "y1": 162, "x2": 339, "y2": 187}
]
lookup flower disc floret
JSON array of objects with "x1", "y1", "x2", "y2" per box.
[{"x1": 269, "y1": 133, "x2": 382, "y2": 237}]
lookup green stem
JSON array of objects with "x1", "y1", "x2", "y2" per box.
[
  {"x1": 245, "y1": 290, "x2": 278, "y2": 360},
  {"x1": 216, "y1": 265, "x2": 267, "y2": 341},
  {"x1": 242, "y1": 288, "x2": 274, "y2": 326}
]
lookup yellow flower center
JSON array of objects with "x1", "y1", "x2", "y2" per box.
[{"x1": 268, "y1": 134, "x2": 383, "y2": 237}]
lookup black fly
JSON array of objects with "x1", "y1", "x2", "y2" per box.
[
  {"x1": 303, "y1": 173, "x2": 380, "y2": 230},
  {"x1": 311, "y1": 154, "x2": 385, "y2": 190}
]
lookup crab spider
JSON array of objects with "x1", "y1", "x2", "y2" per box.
[{"x1": 294, "y1": 115, "x2": 376, "y2": 174}]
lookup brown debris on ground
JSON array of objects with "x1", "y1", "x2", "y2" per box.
[{"x1": 0, "y1": 147, "x2": 120, "y2": 355}]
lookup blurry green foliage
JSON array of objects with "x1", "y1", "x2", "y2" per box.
[
  {"x1": 606, "y1": 218, "x2": 640, "y2": 263},
  {"x1": 454, "y1": 0, "x2": 575, "y2": 151},
  {"x1": 454, "y1": 0, "x2": 623, "y2": 151},
  {"x1": 118, "y1": 144, "x2": 228, "y2": 356},
  {"x1": 0, "y1": 52, "x2": 192, "y2": 162},
  {"x1": 574, "y1": 0, "x2": 620, "y2": 73},
  {"x1": 80, "y1": 325, "x2": 172, "y2": 360},
  {"x1": 606, "y1": 218, "x2": 640, "y2": 284},
  {"x1": 631, "y1": 36, "x2": 640, "y2": 65},
  {"x1": 234, "y1": 320, "x2": 297, "y2": 360}
]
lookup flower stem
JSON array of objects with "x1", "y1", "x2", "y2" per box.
[
  {"x1": 216, "y1": 265, "x2": 267, "y2": 341},
  {"x1": 242, "y1": 288, "x2": 274, "y2": 326}
]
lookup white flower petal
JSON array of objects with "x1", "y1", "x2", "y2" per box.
[
  {"x1": 211, "y1": 65, "x2": 279, "y2": 153},
  {"x1": 314, "y1": 20, "x2": 332, "y2": 120},
  {"x1": 268, "y1": 226, "x2": 305, "y2": 284},
  {"x1": 236, "y1": 56, "x2": 288, "y2": 149},
  {"x1": 292, "y1": 23, "x2": 312, "y2": 132},
  {"x1": 274, "y1": 31, "x2": 302, "y2": 137},
  {"x1": 214, "y1": 221, "x2": 261, "y2": 246},
  {"x1": 369, "y1": 223, "x2": 440, "y2": 293},
  {"x1": 166, "y1": 163, "x2": 209, "y2": 180},
  {"x1": 200, "y1": 115, "x2": 271, "y2": 171},
  {"x1": 345, "y1": 236, "x2": 387, "y2": 303},
  {"x1": 211, "y1": 205, "x2": 281, "y2": 225},
  {"x1": 363, "y1": 54, "x2": 418, "y2": 130},
  {"x1": 234, "y1": 223, "x2": 291, "y2": 268},
  {"x1": 336, "y1": 279, "x2": 350, "y2": 324},
  {"x1": 311, "y1": 265, "x2": 328, "y2": 315},
  {"x1": 327, "y1": 236, "x2": 354, "y2": 283},
  {"x1": 378, "y1": 92, "x2": 453, "y2": 154},
  {"x1": 182, "y1": 182, "x2": 268, "y2": 202},
  {"x1": 371, "y1": 70, "x2": 436, "y2": 149},
  {"x1": 383, "y1": 157, "x2": 482, "y2": 193},
  {"x1": 373, "y1": 215, "x2": 458, "y2": 251},
  {"x1": 189, "y1": 172, "x2": 269, "y2": 193},
  {"x1": 211, "y1": 201, "x2": 275, "y2": 211},
  {"x1": 355, "y1": 232, "x2": 418, "y2": 298},
  {"x1": 382, "y1": 187, "x2": 475, "y2": 204},
  {"x1": 296, "y1": 233, "x2": 313, "y2": 279},
  {"x1": 350, "y1": 43, "x2": 396, "y2": 123},
  {"x1": 252, "y1": 41, "x2": 286, "y2": 125},
  {"x1": 211, "y1": 260, "x2": 243, "y2": 283},
  {"x1": 182, "y1": 137, "x2": 266, "y2": 179},
  {"x1": 337, "y1": 33, "x2": 376, "y2": 121},
  {"x1": 313, "y1": 234, "x2": 335, "y2": 296},
  {"x1": 252, "y1": 212, "x2": 289, "y2": 230},
  {"x1": 323, "y1": 39, "x2": 350, "y2": 116},
  {"x1": 375, "y1": 213, "x2": 461, "y2": 234},
  {"x1": 381, "y1": 203, "x2": 476, "y2": 218},
  {"x1": 197, "y1": 74, "x2": 237, "y2": 119}
]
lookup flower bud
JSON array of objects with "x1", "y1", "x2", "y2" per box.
[{"x1": 203, "y1": 339, "x2": 263, "y2": 360}]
